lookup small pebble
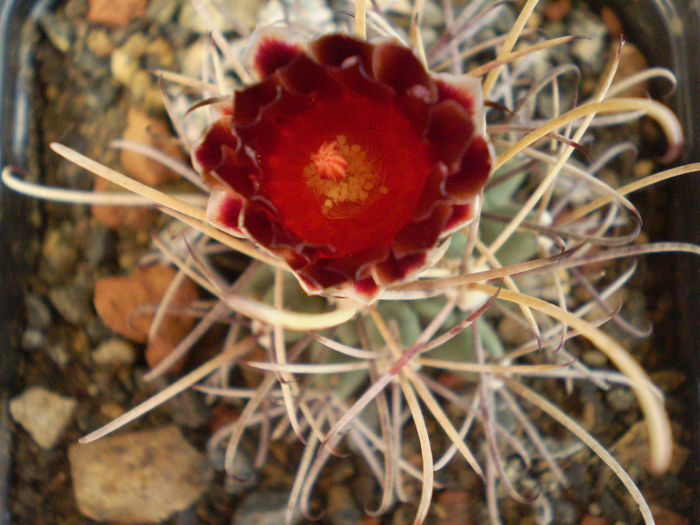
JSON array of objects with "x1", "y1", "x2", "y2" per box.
[
  {"x1": 85, "y1": 222, "x2": 111, "y2": 266},
  {"x1": 551, "y1": 499, "x2": 579, "y2": 525},
  {"x1": 69, "y1": 425, "x2": 213, "y2": 523},
  {"x1": 145, "y1": 37, "x2": 175, "y2": 68},
  {"x1": 231, "y1": 490, "x2": 300, "y2": 525},
  {"x1": 92, "y1": 338, "x2": 136, "y2": 366},
  {"x1": 41, "y1": 227, "x2": 79, "y2": 282},
  {"x1": 21, "y1": 329, "x2": 46, "y2": 350},
  {"x1": 650, "y1": 369, "x2": 686, "y2": 391},
  {"x1": 99, "y1": 401, "x2": 126, "y2": 421},
  {"x1": 109, "y1": 52, "x2": 136, "y2": 89},
  {"x1": 10, "y1": 387, "x2": 77, "y2": 449},
  {"x1": 85, "y1": 28, "x2": 114, "y2": 57},
  {"x1": 580, "y1": 515, "x2": 611, "y2": 525},
  {"x1": 110, "y1": 32, "x2": 149, "y2": 84},
  {"x1": 497, "y1": 316, "x2": 532, "y2": 346},
  {"x1": 571, "y1": 14, "x2": 607, "y2": 69},
  {"x1": 48, "y1": 283, "x2": 93, "y2": 325},
  {"x1": 326, "y1": 484, "x2": 362, "y2": 525},
  {"x1": 581, "y1": 350, "x2": 608, "y2": 368},
  {"x1": 434, "y1": 490, "x2": 478, "y2": 525},
  {"x1": 221, "y1": 451, "x2": 257, "y2": 495},
  {"x1": 145, "y1": 0, "x2": 181, "y2": 25},
  {"x1": 39, "y1": 12, "x2": 74, "y2": 53},
  {"x1": 634, "y1": 159, "x2": 655, "y2": 178},
  {"x1": 178, "y1": 0, "x2": 261, "y2": 33},
  {"x1": 46, "y1": 342, "x2": 71, "y2": 368},
  {"x1": 25, "y1": 294, "x2": 52, "y2": 330},
  {"x1": 161, "y1": 386, "x2": 209, "y2": 428},
  {"x1": 605, "y1": 387, "x2": 636, "y2": 412},
  {"x1": 258, "y1": 0, "x2": 335, "y2": 32}
]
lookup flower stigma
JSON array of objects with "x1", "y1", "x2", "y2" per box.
[
  {"x1": 305, "y1": 135, "x2": 388, "y2": 217},
  {"x1": 311, "y1": 139, "x2": 348, "y2": 181}
]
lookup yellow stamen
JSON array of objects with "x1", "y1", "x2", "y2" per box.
[{"x1": 304, "y1": 136, "x2": 386, "y2": 218}]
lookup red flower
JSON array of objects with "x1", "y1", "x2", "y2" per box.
[{"x1": 193, "y1": 27, "x2": 494, "y2": 301}]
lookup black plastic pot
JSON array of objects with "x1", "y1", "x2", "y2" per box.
[
  {"x1": 0, "y1": 1, "x2": 56, "y2": 523},
  {"x1": 0, "y1": 1, "x2": 698, "y2": 522}
]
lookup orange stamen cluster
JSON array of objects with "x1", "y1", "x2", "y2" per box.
[{"x1": 304, "y1": 136, "x2": 387, "y2": 217}]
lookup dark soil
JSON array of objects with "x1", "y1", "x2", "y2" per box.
[{"x1": 4, "y1": 1, "x2": 696, "y2": 524}]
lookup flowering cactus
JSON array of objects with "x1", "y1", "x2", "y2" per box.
[
  {"x1": 5, "y1": 0, "x2": 699, "y2": 523},
  {"x1": 195, "y1": 28, "x2": 494, "y2": 301}
]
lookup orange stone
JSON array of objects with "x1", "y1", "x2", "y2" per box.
[
  {"x1": 93, "y1": 264, "x2": 199, "y2": 369},
  {"x1": 87, "y1": 0, "x2": 148, "y2": 29},
  {"x1": 121, "y1": 107, "x2": 185, "y2": 186}
]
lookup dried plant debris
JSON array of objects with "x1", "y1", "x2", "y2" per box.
[{"x1": 3, "y1": 0, "x2": 698, "y2": 524}]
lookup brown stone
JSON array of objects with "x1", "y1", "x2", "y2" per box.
[
  {"x1": 93, "y1": 263, "x2": 199, "y2": 367},
  {"x1": 544, "y1": 0, "x2": 571, "y2": 22},
  {"x1": 601, "y1": 6, "x2": 624, "y2": 40},
  {"x1": 91, "y1": 175, "x2": 158, "y2": 230},
  {"x1": 87, "y1": 0, "x2": 148, "y2": 29},
  {"x1": 610, "y1": 43, "x2": 650, "y2": 98},
  {"x1": 580, "y1": 515, "x2": 612, "y2": 525},
  {"x1": 433, "y1": 490, "x2": 478, "y2": 524},
  {"x1": 69, "y1": 426, "x2": 213, "y2": 523},
  {"x1": 120, "y1": 107, "x2": 186, "y2": 186},
  {"x1": 649, "y1": 505, "x2": 690, "y2": 525}
]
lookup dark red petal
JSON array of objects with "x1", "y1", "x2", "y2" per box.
[
  {"x1": 236, "y1": 88, "x2": 314, "y2": 150},
  {"x1": 373, "y1": 252, "x2": 427, "y2": 287},
  {"x1": 232, "y1": 79, "x2": 279, "y2": 126},
  {"x1": 437, "y1": 79, "x2": 475, "y2": 112},
  {"x1": 195, "y1": 118, "x2": 238, "y2": 172},
  {"x1": 326, "y1": 57, "x2": 393, "y2": 102},
  {"x1": 208, "y1": 193, "x2": 243, "y2": 234},
  {"x1": 296, "y1": 273, "x2": 321, "y2": 293},
  {"x1": 413, "y1": 163, "x2": 449, "y2": 221},
  {"x1": 253, "y1": 37, "x2": 303, "y2": 78},
  {"x1": 353, "y1": 277, "x2": 380, "y2": 298},
  {"x1": 196, "y1": 119, "x2": 263, "y2": 198},
  {"x1": 372, "y1": 42, "x2": 435, "y2": 97},
  {"x1": 396, "y1": 87, "x2": 434, "y2": 135},
  {"x1": 444, "y1": 204, "x2": 473, "y2": 233},
  {"x1": 309, "y1": 33, "x2": 374, "y2": 70},
  {"x1": 293, "y1": 243, "x2": 389, "y2": 297},
  {"x1": 213, "y1": 146, "x2": 257, "y2": 198},
  {"x1": 325, "y1": 244, "x2": 391, "y2": 280},
  {"x1": 241, "y1": 205, "x2": 277, "y2": 247},
  {"x1": 445, "y1": 136, "x2": 492, "y2": 201},
  {"x1": 274, "y1": 246, "x2": 313, "y2": 271},
  {"x1": 392, "y1": 205, "x2": 452, "y2": 258},
  {"x1": 297, "y1": 262, "x2": 351, "y2": 290},
  {"x1": 276, "y1": 53, "x2": 340, "y2": 96},
  {"x1": 425, "y1": 100, "x2": 475, "y2": 172}
]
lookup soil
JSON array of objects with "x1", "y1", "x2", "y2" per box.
[{"x1": 3, "y1": 0, "x2": 696, "y2": 524}]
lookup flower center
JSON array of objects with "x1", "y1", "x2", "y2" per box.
[{"x1": 303, "y1": 135, "x2": 388, "y2": 218}]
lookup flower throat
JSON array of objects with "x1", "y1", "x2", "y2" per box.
[{"x1": 303, "y1": 135, "x2": 387, "y2": 218}]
